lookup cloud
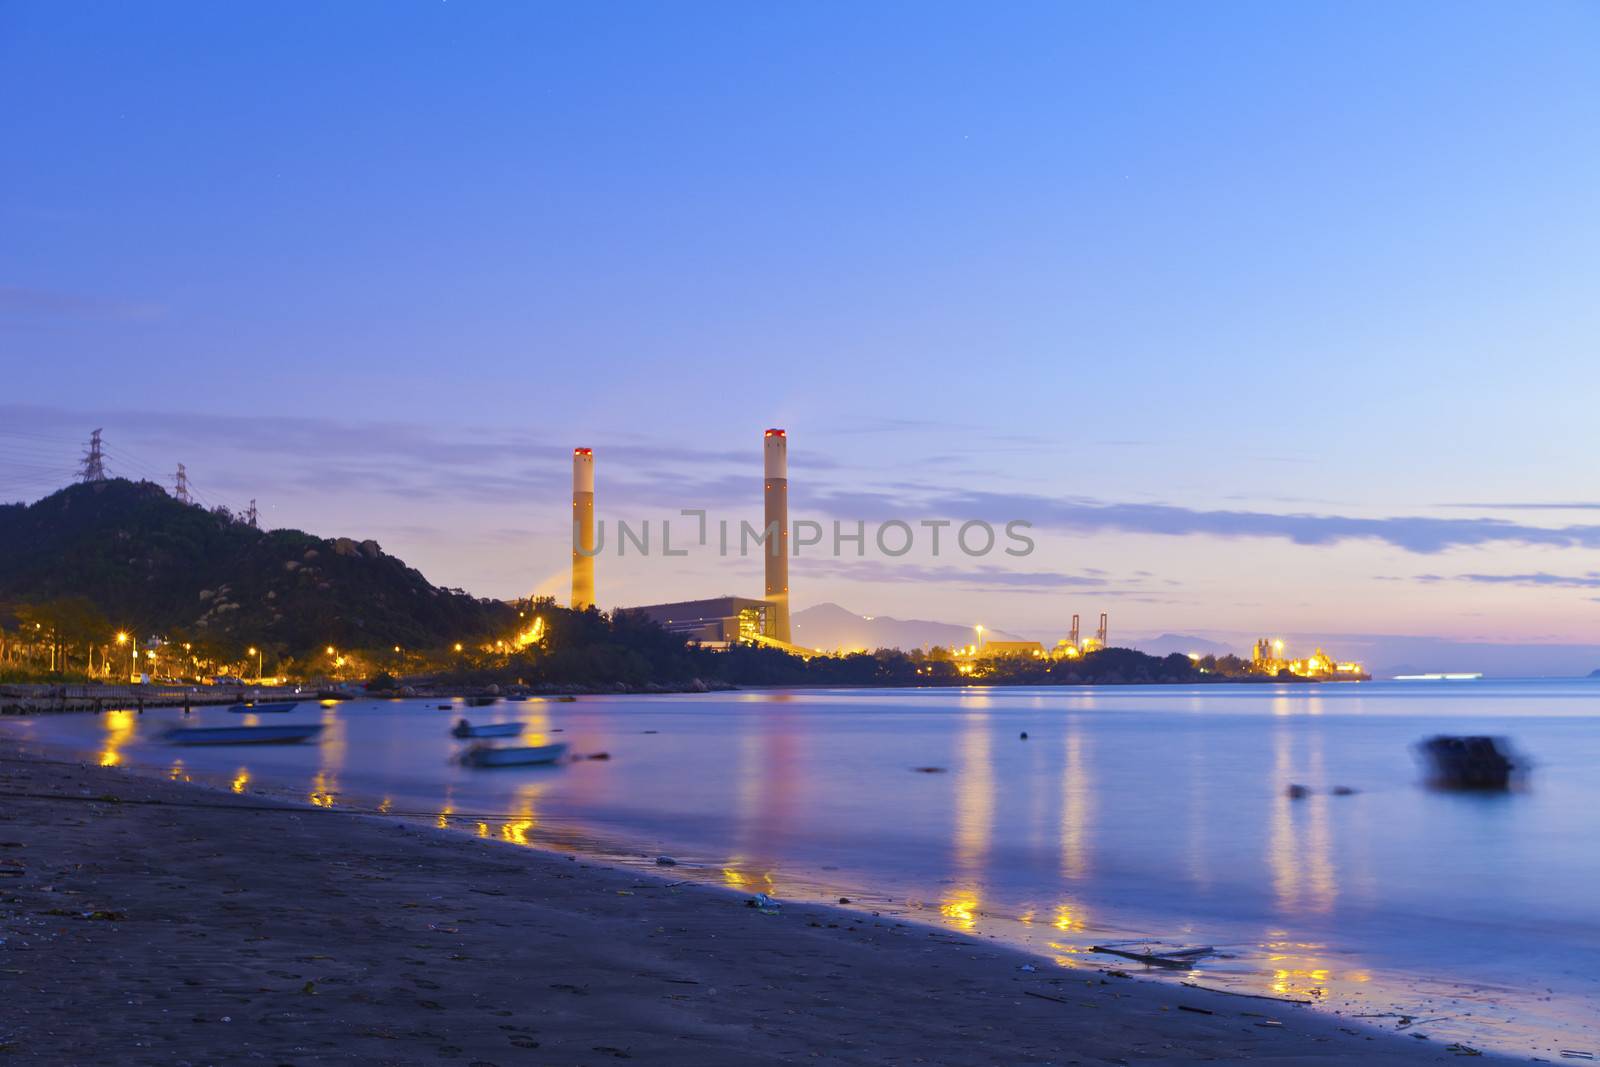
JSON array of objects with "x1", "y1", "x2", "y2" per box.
[
  {"x1": 802, "y1": 485, "x2": 1600, "y2": 555},
  {"x1": 1411, "y1": 571, "x2": 1600, "y2": 589},
  {"x1": 796, "y1": 558, "x2": 1175, "y2": 597},
  {"x1": 1438, "y1": 502, "x2": 1600, "y2": 511}
]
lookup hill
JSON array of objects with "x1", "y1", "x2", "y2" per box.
[
  {"x1": 793, "y1": 602, "x2": 1026, "y2": 653},
  {"x1": 0, "y1": 479, "x2": 515, "y2": 657}
]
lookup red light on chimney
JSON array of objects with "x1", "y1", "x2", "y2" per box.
[
  {"x1": 574, "y1": 447, "x2": 592, "y2": 455},
  {"x1": 765, "y1": 428, "x2": 786, "y2": 438}
]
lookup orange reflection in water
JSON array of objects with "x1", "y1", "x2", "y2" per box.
[
  {"x1": 231, "y1": 768, "x2": 250, "y2": 794},
  {"x1": 499, "y1": 782, "x2": 543, "y2": 846},
  {"x1": 1267, "y1": 726, "x2": 1338, "y2": 915},
  {"x1": 100, "y1": 709, "x2": 134, "y2": 767},
  {"x1": 940, "y1": 710, "x2": 994, "y2": 933}
]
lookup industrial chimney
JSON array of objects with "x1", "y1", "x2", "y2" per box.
[
  {"x1": 571, "y1": 448, "x2": 595, "y2": 610},
  {"x1": 763, "y1": 429, "x2": 791, "y2": 643}
]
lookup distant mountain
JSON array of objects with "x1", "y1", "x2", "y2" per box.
[
  {"x1": 0, "y1": 479, "x2": 515, "y2": 656},
  {"x1": 1127, "y1": 633, "x2": 1238, "y2": 659},
  {"x1": 793, "y1": 602, "x2": 1026, "y2": 653}
]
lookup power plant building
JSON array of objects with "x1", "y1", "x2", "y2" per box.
[{"x1": 628, "y1": 596, "x2": 770, "y2": 645}]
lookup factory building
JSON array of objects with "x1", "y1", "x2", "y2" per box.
[{"x1": 628, "y1": 596, "x2": 770, "y2": 646}]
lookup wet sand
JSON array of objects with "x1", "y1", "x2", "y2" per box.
[{"x1": 0, "y1": 740, "x2": 1522, "y2": 1065}]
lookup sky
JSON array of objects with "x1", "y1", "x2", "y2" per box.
[{"x1": 4, "y1": 1, "x2": 1600, "y2": 666}]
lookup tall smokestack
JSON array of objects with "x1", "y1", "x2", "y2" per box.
[
  {"x1": 763, "y1": 429, "x2": 791, "y2": 643},
  {"x1": 571, "y1": 448, "x2": 595, "y2": 610}
]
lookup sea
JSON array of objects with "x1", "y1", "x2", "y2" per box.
[{"x1": 11, "y1": 679, "x2": 1599, "y2": 1057}]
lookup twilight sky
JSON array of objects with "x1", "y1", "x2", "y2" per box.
[{"x1": 4, "y1": 1, "x2": 1600, "y2": 659}]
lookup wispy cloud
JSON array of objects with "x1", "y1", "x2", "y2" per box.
[
  {"x1": 1411, "y1": 571, "x2": 1600, "y2": 589},
  {"x1": 803, "y1": 486, "x2": 1600, "y2": 555}
]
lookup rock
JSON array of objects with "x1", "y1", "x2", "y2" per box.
[{"x1": 1285, "y1": 783, "x2": 1311, "y2": 799}]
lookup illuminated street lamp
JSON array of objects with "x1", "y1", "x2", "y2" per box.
[
  {"x1": 975, "y1": 624, "x2": 985, "y2": 653},
  {"x1": 248, "y1": 646, "x2": 262, "y2": 681}
]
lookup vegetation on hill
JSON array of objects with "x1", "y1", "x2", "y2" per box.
[{"x1": 0, "y1": 479, "x2": 514, "y2": 678}]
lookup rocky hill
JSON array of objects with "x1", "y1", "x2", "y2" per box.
[{"x1": 0, "y1": 479, "x2": 515, "y2": 656}]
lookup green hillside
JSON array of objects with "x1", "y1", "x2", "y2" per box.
[{"x1": 0, "y1": 479, "x2": 516, "y2": 657}]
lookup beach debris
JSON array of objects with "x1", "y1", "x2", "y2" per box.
[
  {"x1": 1092, "y1": 940, "x2": 1214, "y2": 968},
  {"x1": 745, "y1": 893, "x2": 779, "y2": 911},
  {"x1": 1177, "y1": 1005, "x2": 1214, "y2": 1015},
  {"x1": 1560, "y1": 1052, "x2": 1596, "y2": 1061},
  {"x1": 654, "y1": 856, "x2": 677, "y2": 866},
  {"x1": 1023, "y1": 990, "x2": 1071, "y2": 1005},
  {"x1": 1285, "y1": 783, "x2": 1311, "y2": 799},
  {"x1": 1019, "y1": 731, "x2": 1029, "y2": 740},
  {"x1": 1019, "y1": 963, "x2": 1036, "y2": 972},
  {"x1": 1447, "y1": 1043, "x2": 1483, "y2": 1056},
  {"x1": 1331, "y1": 785, "x2": 1358, "y2": 795},
  {"x1": 913, "y1": 766, "x2": 947, "y2": 774},
  {"x1": 1416, "y1": 735, "x2": 1523, "y2": 790},
  {"x1": 838, "y1": 897, "x2": 851, "y2": 904}
]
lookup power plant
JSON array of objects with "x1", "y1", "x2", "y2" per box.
[
  {"x1": 571, "y1": 447, "x2": 595, "y2": 610},
  {"x1": 586, "y1": 429, "x2": 801, "y2": 650},
  {"x1": 762, "y1": 428, "x2": 791, "y2": 643}
]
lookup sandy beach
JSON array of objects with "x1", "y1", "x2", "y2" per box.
[{"x1": 0, "y1": 739, "x2": 1523, "y2": 1066}]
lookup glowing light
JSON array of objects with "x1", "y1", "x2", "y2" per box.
[{"x1": 231, "y1": 769, "x2": 250, "y2": 794}]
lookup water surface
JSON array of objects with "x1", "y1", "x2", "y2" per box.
[{"x1": 13, "y1": 680, "x2": 1599, "y2": 1057}]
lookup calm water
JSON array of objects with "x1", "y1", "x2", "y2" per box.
[{"x1": 11, "y1": 680, "x2": 1600, "y2": 1057}]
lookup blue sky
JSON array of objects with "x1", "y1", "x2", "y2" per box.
[{"x1": 4, "y1": 1, "x2": 1600, "y2": 658}]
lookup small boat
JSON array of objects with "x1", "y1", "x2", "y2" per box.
[
  {"x1": 460, "y1": 742, "x2": 568, "y2": 768},
  {"x1": 450, "y1": 719, "x2": 523, "y2": 739},
  {"x1": 165, "y1": 724, "x2": 324, "y2": 746},
  {"x1": 465, "y1": 695, "x2": 499, "y2": 707},
  {"x1": 227, "y1": 701, "x2": 299, "y2": 714}
]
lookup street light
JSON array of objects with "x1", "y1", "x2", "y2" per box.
[
  {"x1": 248, "y1": 646, "x2": 262, "y2": 681},
  {"x1": 975, "y1": 624, "x2": 985, "y2": 653}
]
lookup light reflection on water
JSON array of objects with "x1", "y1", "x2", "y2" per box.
[{"x1": 22, "y1": 681, "x2": 1600, "y2": 1056}]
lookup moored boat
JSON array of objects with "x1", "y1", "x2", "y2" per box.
[
  {"x1": 460, "y1": 741, "x2": 568, "y2": 767},
  {"x1": 165, "y1": 724, "x2": 324, "y2": 746},
  {"x1": 450, "y1": 719, "x2": 523, "y2": 739},
  {"x1": 465, "y1": 696, "x2": 499, "y2": 707},
  {"x1": 227, "y1": 701, "x2": 300, "y2": 714}
]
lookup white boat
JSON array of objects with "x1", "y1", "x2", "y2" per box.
[
  {"x1": 165, "y1": 724, "x2": 324, "y2": 746},
  {"x1": 450, "y1": 719, "x2": 523, "y2": 739},
  {"x1": 460, "y1": 742, "x2": 568, "y2": 768}
]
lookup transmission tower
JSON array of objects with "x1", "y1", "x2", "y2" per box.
[
  {"x1": 80, "y1": 429, "x2": 106, "y2": 482},
  {"x1": 246, "y1": 499, "x2": 258, "y2": 528},
  {"x1": 174, "y1": 463, "x2": 191, "y2": 504}
]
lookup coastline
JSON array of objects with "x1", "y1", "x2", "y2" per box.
[{"x1": 0, "y1": 737, "x2": 1520, "y2": 1065}]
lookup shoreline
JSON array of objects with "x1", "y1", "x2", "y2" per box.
[
  {"x1": 0, "y1": 737, "x2": 1522, "y2": 1065},
  {"x1": 2, "y1": 672, "x2": 1360, "y2": 715}
]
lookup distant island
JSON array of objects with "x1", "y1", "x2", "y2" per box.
[{"x1": 2, "y1": 479, "x2": 1321, "y2": 692}]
